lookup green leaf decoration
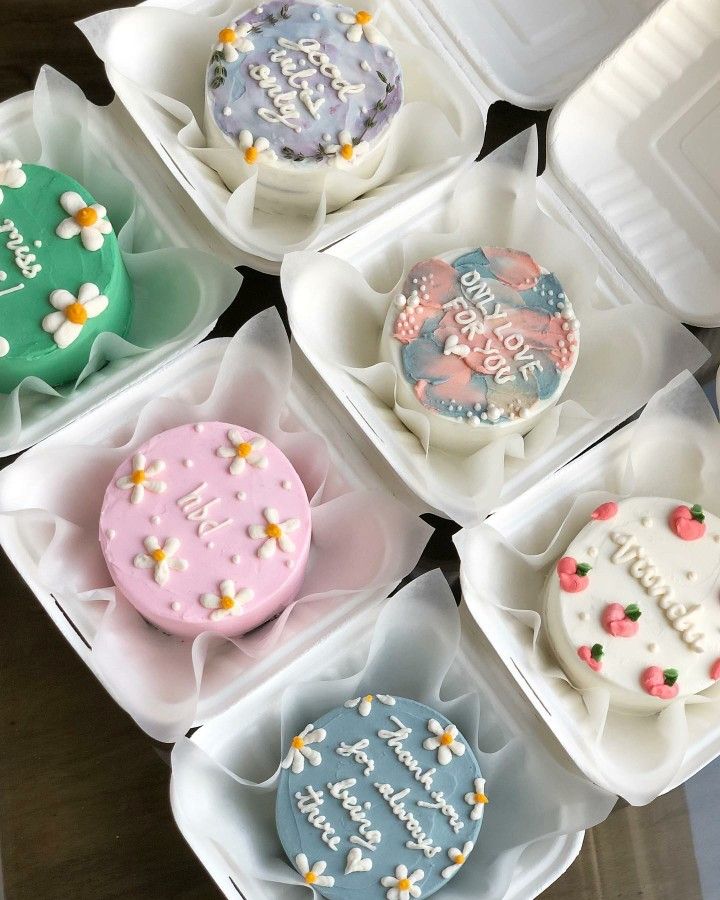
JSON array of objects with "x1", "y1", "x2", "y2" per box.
[
  {"x1": 591, "y1": 643, "x2": 604, "y2": 661},
  {"x1": 377, "y1": 70, "x2": 388, "y2": 83},
  {"x1": 691, "y1": 504, "x2": 705, "y2": 523},
  {"x1": 664, "y1": 668, "x2": 679, "y2": 687},
  {"x1": 624, "y1": 604, "x2": 642, "y2": 622},
  {"x1": 280, "y1": 4, "x2": 291, "y2": 18},
  {"x1": 251, "y1": 23, "x2": 264, "y2": 33},
  {"x1": 576, "y1": 562, "x2": 592, "y2": 576}
]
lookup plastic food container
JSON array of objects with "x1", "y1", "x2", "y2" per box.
[{"x1": 284, "y1": 0, "x2": 720, "y2": 524}]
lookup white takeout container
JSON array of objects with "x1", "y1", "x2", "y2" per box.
[
  {"x1": 0, "y1": 333, "x2": 428, "y2": 739},
  {"x1": 170, "y1": 572, "x2": 614, "y2": 900},
  {"x1": 286, "y1": 0, "x2": 720, "y2": 523},
  {"x1": 76, "y1": 0, "x2": 662, "y2": 272},
  {"x1": 456, "y1": 373, "x2": 720, "y2": 804},
  {"x1": 0, "y1": 71, "x2": 244, "y2": 457}
]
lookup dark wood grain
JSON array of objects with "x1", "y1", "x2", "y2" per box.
[{"x1": 0, "y1": 3, "x2": 706, "y2": 899}]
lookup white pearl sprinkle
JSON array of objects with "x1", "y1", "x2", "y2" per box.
[
  {"x1": 641, "y1": 516, "x2": 653, "y2": 528},
  {"x1": 587, "y1": 547, "x2": 598, "y2": 558},
  {"x1": 223, "y1": 106, "x2": 232, "y2": 117},
  {"x1": 236, "y1": 491, "x2": 246, "y2": 501},
  {"x1": 183, "y1": 459, "x2": 194, "y2": 468},
  {"x1": 171, "y1": 601, "x2": 182, "y2": 612},
  {"x1": 150, "y1": 515, "x2": 161, "y2": 525},
  {"x1": 387, "y1": 50, "x2": 394, "y2": 58},
  {"x1": 714, "y1": 534, "x2": 720, "y2": 543},
  {"x1": 286, "y1": 559, "x2": 296, "y2": 569},
  {"x1": 194, "y1": 423, "x2": 204, "y2": 433},
  {"x1": 106, "y1": 529, "x2": 116, "y2": 540},
  {"x1": 323, "y1": 133, "x2": 332, "y2": 142},
  {"x1": 232, "y1": 554, "x2": 242, "y2": 565},
  {"x1": 0, "y1": 271, "x2": 6, "y2": 281},
  {"x1": 208, "y1": 542, "x2": 215, "y2": 550},
  {"x1": 687, "y1": 571, "x2": 698, "y2": 582},
  {"x1": 648, "y1": 643, "x2": 659, "y2": 653},
  {"x1": 34, "y1": 240, "x2": 42, "y2": 248},
  {"x1": 579, "y1": 611, "x2": 589, "y2": 621},
  {"x1": 312, "y1": 10, "x2": 320, "y2": 19},
  {"x1": 281, "y1": 480, "x2": 292, "y2": 490}
]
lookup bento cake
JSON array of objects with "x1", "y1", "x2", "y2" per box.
[
  {"x1": 276, "y1": 695, "x2": 486, "y2": 899},
  {"x1": 544, "y1": 497, "x2": 720, "y2": 713},
  {"x1": 380, "y1": 247, "x2": 579, "y2": 452},
  {"x1": 0, "y1": 160, "x2": 133, "y2": 393},
  {"x1": 204, "y1": 0, "x2": 403, "y2": 214},
  {"x1": 99, "y1": 422, "x2": 312, "y2": 638}
]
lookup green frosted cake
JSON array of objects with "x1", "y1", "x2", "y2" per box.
[{"x1": 0, "y1": 160, "x2": 133, "y2": 392}]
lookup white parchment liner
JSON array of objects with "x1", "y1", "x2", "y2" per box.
[
  {"x1": 283, "y1": 130, "x2": 709, "y2": 525},
  {"x1": 0, "y1": 67, "x2": 241, "y2": 452},
  {"x1": 171, "y1": 570, "x2": 616, "y2": 898},
  {"x1": 0, "y1": 309, "x2": 432, "y2": 743},
  {"x1": 77, "y1": 0, "x2": 485, "y2": 258},
  {"x1": 456, "y1": 373, "x2": 720, "y2": 805}
]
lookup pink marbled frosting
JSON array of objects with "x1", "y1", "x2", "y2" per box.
[{"x1": 99, "y1": 422, "x2": 312, "y2": 638}]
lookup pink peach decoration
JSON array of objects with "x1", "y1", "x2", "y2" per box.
[
  {"x1": 669, "y1": 504, "x2": 706, "y2": 541},
  {"x1": 578, "y1": 644, "x2": 604, "y2": 672},
  {"x1": 710, "y1": 660, "x2": 720, "y2": 681},
  {"x1": 602, "y1": 603, "x2": 641, "y2": 638},
  {"x1": 641, "y1": 666, "x2": 679, "y2": 700},
  {"x1": 557, "y1": 556, "x2": 591, "y2": 593},
  {"x1": 591, "y1": 501, "x2": 618, "y2": 521}
]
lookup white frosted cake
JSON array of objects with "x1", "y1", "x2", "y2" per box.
[
  {"x1": 204, "y1": 0, "x2": 403, "y2": 215},
  {"x1": 544, "y1": 497, "x2": 720, "y2": 713}
]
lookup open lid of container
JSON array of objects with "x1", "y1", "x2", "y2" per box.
[
  {"x1": 406, "y1": 0, "x2": 660, "y2": 109},
  {"x1": 543, "y1": 0, "x2": 720, "y2": 327}
]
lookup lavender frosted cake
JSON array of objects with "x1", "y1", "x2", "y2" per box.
[{"x1": 204, "y1": 0, "x2": 403, "y2": 214}]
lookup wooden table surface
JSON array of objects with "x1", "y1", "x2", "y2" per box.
[{"x1": 0, "y1": 3, "x2": 710, "y2": 898}]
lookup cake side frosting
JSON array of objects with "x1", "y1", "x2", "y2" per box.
[
  {"x1": 379, "y1": 247, "x2": 579, "y2": 452},
  {"x1": 0, "y1": 161, "x2": 133, "y2": 393},
  {"x1": 99, "y1": 422, "x2": 312, "y2": 638},
  {"x1": 544, "y1": 497, "x2": 720, "y2": 712},
  {"x1": 205, "y1": 0, "x2": 402, "y2": 169},
  {"x1": 276, "y1": 695, "x2": 486, "y2": 899}
]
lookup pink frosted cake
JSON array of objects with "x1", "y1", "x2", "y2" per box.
[{"x1": 99, "y1": 422, "x2": 312, "y2": 638}]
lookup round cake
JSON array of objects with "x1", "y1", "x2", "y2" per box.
[
  {"x1": 0, "y1": 159, "x2": 133, "y2": 393},
  {"x1": 99, "y1": 422, "x2": 312, "y2": 638},
  {"x1": 380, "y1": 248, "x2": 580, "y2": 452},
  {"x1": 204, "y1": 0, "x2": 403, "y2": 215},
  {"x1": 276, "y1": 695, "x2": 486, "y2": 899},
  {"x1": 544, "y1": 497, "x2": 720, "y2": 713}
]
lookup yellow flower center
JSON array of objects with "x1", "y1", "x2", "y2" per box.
[
  {"x1": 340, "y1": 143, "x2": 354, "y2": 160},
  {"x1": 235, "y1": 441, "x2": 253, "y2": 457},
  {"x1": 220, "y1": 595, "x2": 235, "y2": 610},
  {"x1": 131, "y1": 469, "x2": 146, "y2": 485},
  {"x1": 398, "y1": 878, "x2": 411, "y2": 891},
  {"x1": 356, "y1": 10, "x2": 372, "y2": 24},
  {"x1": 74, "y1": 206, "x2": 98, "y2": 227},
  {"x1": 151, "y1": 548, "x2": 166, "y2": 563},
  {"x1": 265, "y1": 523, "x2": 282, "y2": 539},
  {"x1": 292, "y1": 736, "x2": 305, "y2": 749},
  {"x1": 219, "y1": 27, "x2": 237, "y2": 43},
  {"x1": 363, "y1": 694, "x2": 374, "y2": 703},
  {"x1": 65, "y1": 302, "x2": 88, "y2": 325},
  {"x1": 244, "y1": 146, "x2": 259, "y2": 164},
  {"x1": 453, "y1": 854, "x2": 465, "y2": 865},
  {"x1": 440, "y1": 732, "x2": 454, "y2": 746},
  {"x1": 304, "y1": 872, "x2": 318, "y2": 885},
  {"x1": 474, "y1": 792, "x2": 488, "y2": 804}
]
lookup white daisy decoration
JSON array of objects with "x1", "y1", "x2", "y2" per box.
[
  {"x1": 294, "y1": 854, "x2": 335, "y2": 888},
  {"x1": 0, "y1": 158, "x2": 26, "y2": 203},
  {"x1": 325, "y1": 129, "x2": 369, "y2": 166},
  {"x1": 216, "y1": 429, "x2": 268, "y2": 475},
  {"x1": 200, "y1": 580, "x2": 254, "y2": 621},
  {"x1": 344, "y1": 693, "x2": 395, "y2": 717},
  {"x1": 464, "y1": 777, "x2": 488, "y2": 820},
  {"x1": 133, "y1": 536, "x2": 189, "y2": 586},
  {"x1": 238, "y1": 130, "x2": 277, "y2": 165},
  {"x1": 394, "y1": 290, "x2": 420, "y2": 310},
  {"x1": 41, "y1": 283, "x2": 109, "y2": 349},
  {"x1": 115, "y1": 453, "x2": 167, "y2": 504},
  {"x1": 337, "y1": 9, "x2": 381, "y2": 43},
  {"x1": 423, "y1": 719, "x2": 466, "y2": 766},
  {"x1": 216, "y1": 24, "x2": 254, "y2": 62},
  {"x1": 441, "y1": 842, "x2": 474, "y2": 880},
  {"x1": 56, "y1": 191, "x2": 113, "y2": 252},
  {"x1": 381, "y1": 864, "x2": 424, "y2": 900},
  {"x1": 248, "y1": 508, "x2": 300, "y2": 559},
  {"x1": 281, "y1": 723, "x2": 327, "y2": 774}
]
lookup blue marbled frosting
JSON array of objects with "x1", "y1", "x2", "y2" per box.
[
  {"x1": 207, "y1": 0, "x2": 403, "y2": 163},
  {"x1": 276, "y1": 695, "x2": 485, "y2": 900}
]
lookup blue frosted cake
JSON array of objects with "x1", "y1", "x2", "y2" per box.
[
  {"x1": 204, "y1": 0, "x2": 403, "y2": 214},
  {"x1": 276, "y1": 695, "x2": 487, "y2": 898}
]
